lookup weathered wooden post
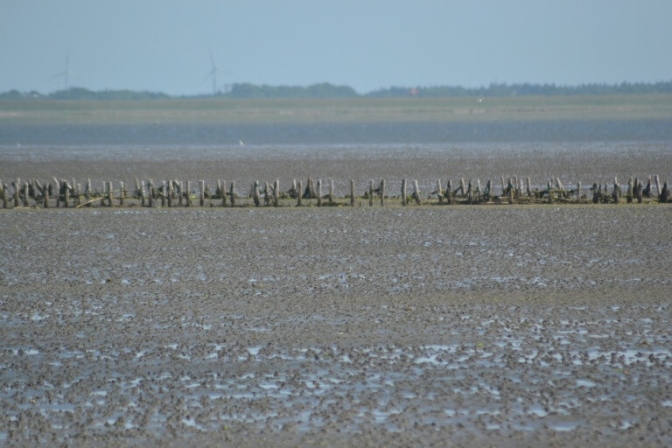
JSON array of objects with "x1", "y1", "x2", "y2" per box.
[
  {"x1": 436, "y1": 179, "x2": 443, "y2": 204},
  {"x1": 612, "y1": 177, "x2": 620, "y2": 204},
  {"x1": 368, "y1": 180, "x2": 373, "y2": 207},
  {"x1": 592, "y1": 183, "x2": 600, "y2": 204},
  {"x1": 526, "y1": 177, "x2": 532, "y2": 197},
  {"x1": 51, "y1": 178, "x2": 59, "y2": 208},
  {"x1": 401, "y1": 179, "x2": 407, "y2": 206},
  {"x1": 41, "y1": 182, "x2": 49, "y2": 208},
  {"x1": 329, "y1": 179, "x2": 335, "y2": 205},
  {"x1": 13, "y1": 179, "x2": 20, "y2": 207},
  {"x1": 483, "y1": 180, "x2": 491, "y2": 202},
  {"x1": 185, "y1": 181, "x2": 191, "y2": 207},
  {"x1": 253, "y1": 181, "x2": 261, "y2": 207},
  {"x1": 63, "y1": 181, "x2": 71, "y2": 208},
  {"x1": 467, "y1": 180, "x2": 474, "y2": 204},
  {"x1": 274, "y1": 180, "x2": 280, "y2": 207},
  {"x1": 297, "y1": 180, "x2": 303, "y2": 206},
  {"x1": 350, "y1": 179, "x2": 355, "y2": 206},
  {"x1": 105, "y1": 182, "x2": 111, "y2": 207},
  {"x1": 149, "y1": 181, "x2": 156, "y2": 207},
  {"x1": 1, "y1": 183, "x2": 7, "y2": 209},
  {"x1": 158, "y1": 181, "x2": 164, "y2": 207},
  {"x1": 199, "y1": 180, "x2": 205, "y2": 206},
  {"x1": 660, "y1": 182, "x2": 669, "y2": 203},
  {"x1": 166, "y1": 180, "x2": 173, "y2": 207},
  {"x1": 654, "y1": 175, "x2": 661, "y2": 200},
  {"x1": 229, "y1": 181, "x2": 236, "y2": 207},
  {"x1": 413, "y1": 180, "x2": 421, "y2": 205},
  {"x1": 22, "y1": 182, "x2": 29, "y2": 207},
  {"x1": 221, "y1": 180, "x2": 226, "y2": 206},
  {"x1": 380, "y1": 179, "x2": 385, "y2": 206},
  {"x1": 460, "y1": 178, "x2": 466, "y2": 198},
  {"x1": 264, "y1": 182, "x2": 271, "y2": 206},
  {"x1": 444, "y1": 180, "x2": 452, "y2": 204},
  {"x1": 576, "y1": 182, "x2": 582, "y2": 202},
  {"x1": 476, "y1": 179, "x2": 482, "y2": 202},
  {"x1": 501, "y1": 176, "x2": 506, "y2": 198},
  {"x1": 317, "y1": 179, "x2": 323, "y2": 207},
  {"x1": 546, "y1": 180, "x2": 552, "y2": 204},
  {"x1": 636, "y1": 180, "x2": 643, "y2": 203}
]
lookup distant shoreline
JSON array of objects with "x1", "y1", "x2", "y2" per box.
[{"x1": 1, "y1": 95, "x2": 672, "y2": 126}]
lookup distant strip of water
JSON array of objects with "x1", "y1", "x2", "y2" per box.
[{"x1": 1, "y1": 119, "x2": 672, "y2": 146}]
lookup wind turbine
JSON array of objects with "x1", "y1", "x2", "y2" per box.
[
  {"x1": 204, "y1": 52, "x2": 219, "y2": 95},
  {"x1": 203, "y1": 52, "x2": 232, "y2": 95},
  {"x1": 50, "y1": 52, "x2": 76, "y2": 90}
]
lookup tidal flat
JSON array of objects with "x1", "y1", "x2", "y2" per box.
[
  {"x1": 1, "y1": 204, "x2": 671, "y2": 447},
  {"x1": 1, "y1": 119, "x2": 672, "y2": 446}
]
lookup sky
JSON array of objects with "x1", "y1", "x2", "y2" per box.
[{"x1": 1, "y1": 0, "x2": 671, "y2": 95}]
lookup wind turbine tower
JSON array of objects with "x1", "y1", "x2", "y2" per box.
[
  {"x1": 51, "y1": 53, "x2": 75, "y2": 90},
  {"x1": 206, "y1": 52, "x2": 219, "y2": 95}
]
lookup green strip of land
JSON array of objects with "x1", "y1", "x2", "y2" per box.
[{"x1": 1, "y1": 95, "x2": 671, "y2": 126}]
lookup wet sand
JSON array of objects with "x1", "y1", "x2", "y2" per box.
[
  {"x1": 1, "y1": 203, "x2": 671, "y2": 447},
  {"x1": 2, "y1": 138, "x2": 672, "y2": 446}
]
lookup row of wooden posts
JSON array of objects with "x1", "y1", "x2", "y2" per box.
[{"x1": 0, "y1": 175, "x2": 669, "y2": 209}]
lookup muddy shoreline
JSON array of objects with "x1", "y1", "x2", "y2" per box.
[{"x1": 1, "y1": 205, "x2": 671, "y2": 447}]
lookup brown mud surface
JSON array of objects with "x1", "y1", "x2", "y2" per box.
[
  {"x1": 1, "y1": 204, "x2": 671, "y2": 447},
  {"x1": 2, "y1": 142, "x2": 672, "y2": 446}
]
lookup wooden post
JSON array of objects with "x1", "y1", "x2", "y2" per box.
[
  {"x1": 140, "y1": 181, "x2": 146, "y2": 207},
  {"x1": 200, "y1": 180, "x2": 205, "y2": 206},
  {"x1": 436, "y1": 179, "x2": 443, "y2": 204},
  {"x1": 264, "y1": 182, "x2": 271, "y2": 206},
  {"x1": 636, "y1": 180, "x2": 643, "y2": 203},
  {"x1": 157, "y1": 181, "x2": 164, "y2": 207},
  {"x1": 467, "y1": 180, "x2": 473, "y2": 204},
  {"x1": 274, "y1": 180, "x2": 280, "y2": 207},
  {"x1": 40, "y1": 182, "x2": 48, "y2": 208},
  {"x1": 166, "y1": 180, "x2": 172, "y2": 207},
  {"x1": 413, "y1": 180, "x2": 421, "y2": 205},
  {"x1": 329, "y1": 179, "x2": 335, "y2": 205},
  {"x1": 380, "y1": 179, "x2": 385, "y2": 206},
  {"x1": 106, "y1": 182, "x2": 112, "y2": 207},
  {"x1": 460, "y1": 178, "x2": 466, "y2": 198},
  {"x1": 253, "y1": 181, "x2": 261, "y2": 207},
  {"x1": 483, "y1": 180, "x2": 491, "y2": 202},
  {"x1": 1, "y1": 183, "x2": 7, "y2": 209},
  {"x1": 229, "y1": 181, "x2": 236, "y2": 207},
  {"x1": 221, "y1": 180, "x2": 226, "y2": 206},
  {"x1": 660, "y1": 182, "x2": 669, "y2": 203},
  {"x1": 368, "y1": 180, "x2": 373, "y2": 207},
  {"x1": 149, "y1": 181, "x2": 156, "y2": 208},
  {"x1": 13, "y1": 179, "x2": 20, "y2": 207},
  {"x1": 526, "y1": 177, "x2": 532, "y2": 197},
  {"x1": 401, "y1": 179, "x2": 407, "y2": 206},
  {"x1": 51, "y1": 178, "x2": 59, "y2": 208},
  {"x1": 654, "y1": 175, "x2": 661, "y2": 200},
  {"x1": 185, "y1": 181, "x2": 191, "y2": 207},
  {"x1": 297, "y1": 180, "x2": 303, "y2": 206},
  {"x1": 577, "y1": 182, "x2": 582, "y2": 202},
  {"x1": 22, "y1": 182, "x2": 29, "y2": 207},
  {"x1": 546, "y1": 181, "x2": 552, "y2": 204},
  {"x1": 612, "y1": 177, "x2": 620, "y2": 204},
  {"x1": 317, "y1": 179, "x2": 323, "y2": 207},
  {"x1": 350, "y1": 179, "x2": 355, "y2": 206},
  {"x1": 501, "y1": 176, "x2": 506, "y2": 198},
  {"x1": 63, "y1": 181, "x2": 71, "y2": 208},
  {"x1": 592, "y1": 183, "x2": 600, "y2": 204}
]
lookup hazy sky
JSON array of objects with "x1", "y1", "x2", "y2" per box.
[{"x1": 2, "y1": 0, "x2": 671, "y2": 95}]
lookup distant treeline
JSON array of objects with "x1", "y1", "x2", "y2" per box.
[{"x1": 3, "y1": 81, "x2": 672, "y2": 100}]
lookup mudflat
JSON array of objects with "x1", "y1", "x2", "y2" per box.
[
  {"x1": 1, "y1": 128, "x2": 672, "y2": 446},
  {"x1": 1, "y1": 203, "x2": 671, "y2": 447}
]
